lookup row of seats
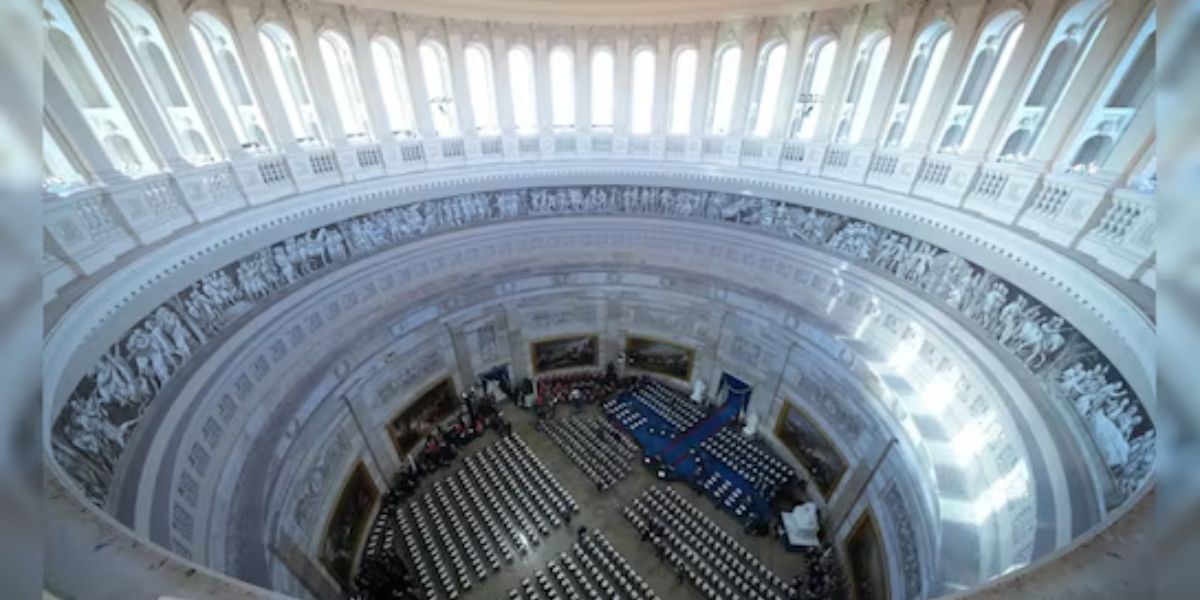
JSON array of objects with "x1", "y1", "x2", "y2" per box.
[
  {"x1": 542, "y1": 416, "x2": 637, "y2": 490},
  {"x1": 603, "y1": 397, "x2": 648, "y2": 432},
  {"x1": 394, "y1": 435, "x2": 579, "y2": 600},
  {"x1": 625, "y1": 486, "x2": 793, "y2": 600},
  {"x1": 701, "y1": 428, "x2": 795, "y2": 494},
  {"x1": 505, "y1": 530, "x2": 658, "y2": 600},
  {"x1": 628, "y1": 381, "x2": 705, "y2": 432}
]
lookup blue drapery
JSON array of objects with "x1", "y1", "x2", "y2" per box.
[{"x1": 718, "y1": 372, "x2": 752, "y2": 416}]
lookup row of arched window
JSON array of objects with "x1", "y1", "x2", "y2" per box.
[{"x1": 43, "y1": 0, "x2": 1155, "y2": 183}]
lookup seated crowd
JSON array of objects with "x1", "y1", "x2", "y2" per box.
[
  {"x1": 621, "y1": 378, "x2": 707, "y2": 433},
  {"x1": 534, "y1": 370, "x2": 620, "y2": 419}
]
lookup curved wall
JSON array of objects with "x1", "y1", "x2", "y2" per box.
[{"x1": 45, "y1": 166, "x2": 1155, "y2": 600}]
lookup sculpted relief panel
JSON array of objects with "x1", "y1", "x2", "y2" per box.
[{"x1": 53, "y1": 185, "x2": 1153, "y2": 509}]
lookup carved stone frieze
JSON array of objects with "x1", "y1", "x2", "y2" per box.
[{"x1": 53, "y1": 184, "x2": 1153, "y2": 508}]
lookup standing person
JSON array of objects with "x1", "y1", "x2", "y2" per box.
[{"x1": 570, "y1": 386, "x2": 583, "y2": 413}]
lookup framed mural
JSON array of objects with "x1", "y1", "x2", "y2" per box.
[
  {"x1": 387, "y1": 378, "x2": 459, "y2": 457},
  {"x1": 846, "y1": 509, "x2": 890, "y2": 600},
  {"x1": 775, "y1": 403, "x2": 849, "y2": 499},
  {"x1": 531, "y1": 334, "x2": 599, "y2": 373},
  {"x1": 319, "y1": 461, "x2": 379, "y2": 590},
  {"x1": 625, "y1": 336, "x2": 695, "y2": 381}
]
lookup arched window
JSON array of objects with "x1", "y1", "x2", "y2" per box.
[
  {"x1": 837, "y1": 35, "x2": 890, "y2": 144},
  {"x1": 191, "y1": 12, "x2": 271, "y2": 151},
  {"x1": 883, "y1": 24, "x2": 951, "y2": 148},
  {"x1": 420, "y1": 40, "x2": 459, "y2": 136},
  {"x1": 791, "y1": 40, "x2": 838, "y2": 139},
  {"x1": 1106, "y1": 33, "x2": 1154, "y2": 108},
  {"x1": 48, "y1": 29, "x2": 106, "y2": 108},
  {"x1": 939, "y1": 14, "x2": 1024, "y2": 152},
  {"x1": 260, "y1": 24, "x2": 322, "y2": 144},
  {"x1": 43, "y1": 127, "x2": 86, "y2": 189},
  {"x1": 630, "y1": 49, "x2": 656, "y2": 134},
  {"x1": 1069, "y1": 135, "x2": 1113, "y2": 170},
  {"x1": 103, "y1": 134, "x2": 142, "y2": 171},
  {"x1": 45, "y1": 0, "x2": 155, "y2": 173},
  {"x1": 590, "y1": 49, "x2": 614, "y2": 129},
  {"x1": 108, "y1": 0, "x2": 216, "y2": 161},
  {"x1": 370, "y1": 38, "x2": 416, "y2": 137},
  {"x1": 140, "y1": 43, "x2": 187, "y2": 107},
  {"x1": 708, "y1": 46, "x2": 741, "y2": 134},
  {"x1": 669, "y1": 48, "x2": 698, "y2": 135},
  {"x1": 549, "y1": 47, "x2": 575, "y2": 130},
  {"x1": 1064, "y1": 14, "x2": 1155, "y2": 170},
  {"x1": 464, "y1": 44, "x2": 499, "y2": 134},
  {"x1": 749, "y1": 42, "x2": 788, "y2": 137},
  {"x1": 319, "y1": 30, "x2": 370, "y2": 138},
  {"x1": 507, "y1": 46, "x2": 538, "y2": 134},
  {"x1": 1000, "y1": 0, "x2": 1107, "y2": 159}
]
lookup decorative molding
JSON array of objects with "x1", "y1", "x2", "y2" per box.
[{"x1": 51, "y1": 184, "x2": 1152, "y2": 509}]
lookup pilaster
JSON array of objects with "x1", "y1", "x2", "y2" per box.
[
  {"x1": 812, "y1": 7, "x2": 863, "y2": 142},
  {"x1": 771, "y1": 15, "x2": 810, "y2": 139},
  {"x1": 227, "y1": 2, "x2": 299, "y2": 151},
  {"x1": 857, "y1": 1, "x2": 922, "y2": 148}
]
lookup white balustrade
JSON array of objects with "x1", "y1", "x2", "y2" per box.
[
  {"x1": 1076, "y1": 188, "x2": 1155, "y2": 278},
  {"x1": 961, "y1": 163, "x2": 1039, "y2": 225},
  {"x1": 42, "y1": 131, "x2": 1153, "y2": 299},
  {"x1": 1016, "y1": 174, "x2": 1111, "y2": 247}
]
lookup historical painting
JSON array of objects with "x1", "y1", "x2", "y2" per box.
[
  {"x1": 625, "y1": 336, "x2": 695, "y2": 380},
  {"x1": 531, "y1": 334, "x2": 599, "y2": 373},
  {"x1": 319, "y1": 462, "x2": 379, "y2": 590},
  {"x1": 846, "y1": 509, "x2": 890, "y2": 600},
  {"x1": 387, "y1": 378, "x2": 459, "y2": 457},
  {"x1": 775, "y1": 403, "x2": 849, "y2": 500}
]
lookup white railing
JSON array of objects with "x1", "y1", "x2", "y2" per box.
[{"x1": 42, "y1": 131, "x2": 1154, "y2": 302}]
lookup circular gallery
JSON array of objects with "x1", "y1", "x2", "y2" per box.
[{"x1": 41, "y1": 1, "x2": 1159, "y2": 599}]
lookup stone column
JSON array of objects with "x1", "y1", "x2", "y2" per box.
[
  {"x1": 855, "y1": 2, "x2": 921, "y2": 148},
  {"x1": 1027, "y1": 0, "x2": 1143, "y2": 168},
  {"x1": 811, "y1": 8, "x2": 866, "y2": 142},
  {"x1": 963, "y1": 0, "x2": 1057, "y2": 159},
  {"x1": 726, "y1": 19, "x2": 764, "y2": 137},
  {"x1": 490, "y1": 26, "x2": 517, "y2": 135},
  {"x1": 906, "y1": 0, "x2": 987, "y2": 153},
  {"x1": 151, "y1": 0, "x2": 247, "y2": 160},
  {"x1": 613, "y1": 28, "x2": 632, "y2": 134},
  {"x1": 71, "y1": 0, "x2": 190, "y2": 170},
  {"x1": 651, "y1": 27, "x2": 672, "y2": 136},
  {"x1": 286, "y1": 3, "x2": 348, "y2": 145},
  {"x1": 574, "y1": 27, "x2": 591, "y2": 132},
  {"x1": 397, "y1": 18, "x2": 438, "y2": 139},
  {"x1": 345, "y1": 9, "x2": 393, "y2": 142},
  {"x1": 533, "y1": 27, "x2": 554, "y2": 133},
  {"x1": 770, "y1": 15, "x2": 811, "y2": 138},
  {"x1": 227, "y1": 2, "x2": 299, "y2": 152},
  {"x1": 445, "y1": 23, "x2": 477, "y2": 135},
  {"x1": 689, "y1": 24, "x2": 717, "y2": 137}
]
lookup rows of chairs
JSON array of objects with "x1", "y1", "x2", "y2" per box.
[
  {"x1": 625, "y1": 486, "x2": 793, "y2": 600},
  {"x1": 698, "y1": 472, "x2": 756, "y2": 520},
  {"x1": 505, "y1": 530, "x2": 658, "y2": 600},
  {"x1": 542, "y1": 416, "x2": 637, "y2": 490},
  {"x1": 603, "y1": 397, "x2": 648, "y2": 432},
  {"x1": 394, "y1": 435, "x2": 579, "y2": 600},
  {"x1": 628, "y1": 380, "x2": 706, "y2": 432},
  {"x1": 701, "y1": 429, "x2": 794, "y2": 491}
]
